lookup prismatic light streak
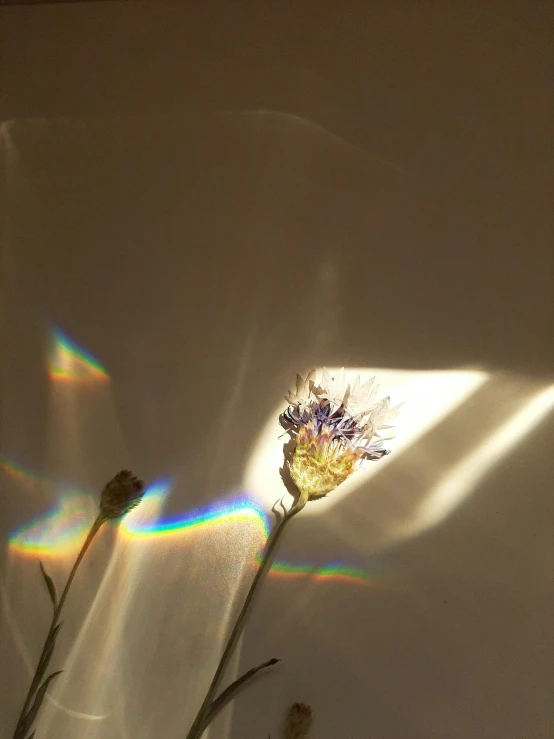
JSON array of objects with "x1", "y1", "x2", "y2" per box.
[
  {"x1": 120, "y1": 492, "x2": 270, "y2": 542},
  {"x1": 1, "y1": 455, "x2": 51, "y2": 488},
  {"x1": 8, "y1": 492, "x2": 97, "y2": 560},
  {"x1": 5, "y1": 456, "x2": 98, "y2": 561},
  {"x1": 7, "y1": 468, "x2": 372, "y2": 587},
  {"x1": 48, "y1": 328, "x2": 109, "y2": 384},
  {"x1": 121, "y1": 492, "x2": 370, "y2": 587},
  {"x1": 263, "y1": 557, "x2": 370, "y2": 586}
]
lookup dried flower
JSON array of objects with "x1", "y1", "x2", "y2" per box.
[
  {"x1": 13, "y1": 470, "x2": 146, "y2": 739},
  {"x1": 99, "y1": 470, "x2": 145, "y2": 520},
  {"x1": 283, "y1": 702, "x2": 313, "y2": 739},
  {"x1": 282, "y1": 368, "x2": 402, "y2": 501}
]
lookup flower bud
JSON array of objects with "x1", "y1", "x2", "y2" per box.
[
  {"x1": 99, "y1": 470, "x2": 145, "y2": 520},
  {"x1": 284, "y1": 702, "x2": 313, "y2": 739}
]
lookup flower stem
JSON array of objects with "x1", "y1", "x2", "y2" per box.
[
  {"x1": 12, "y1": 513, "x2": 105, "y2": 739},
  {"x1": 185, "y1": 496, "x2": 307, "y2": 739}
]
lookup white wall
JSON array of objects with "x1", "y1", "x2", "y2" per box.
[{"x1": 1, "y1": 3, "x2": 553, "y2": 738}]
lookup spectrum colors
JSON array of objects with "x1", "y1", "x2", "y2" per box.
[
  {"x1": 7, "y1": 470, "x2": 370, "y2": 586},
  {"x1": 49, "y1": 328, "x2": 109, "y2": 383}
]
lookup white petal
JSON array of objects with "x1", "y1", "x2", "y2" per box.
[
  {"x1": 320, "y1": 367, "x2": 333, "y2": 394},
  {"x1": 350, "y1": 375, "x2": 362, "y2": 395},
  {"x1": 375, "y1": 429, "x2": 397, "y2": 440}
]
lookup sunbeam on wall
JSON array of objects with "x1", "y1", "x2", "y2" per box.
[
  {"x1": 244, "y1": 367, "x2": 554, "y2": 550},
  {"x1": 244, "y1": 367, "x2": 488, "y2": 516},
  {"x1": 408, "y1": 382, "x2": 554, "y2": 534}
]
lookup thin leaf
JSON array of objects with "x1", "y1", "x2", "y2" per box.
[
  {"x1": 39, "y1": 561, "x2": 57, "y2": 610},
  {"x1": 25, "y1": 732, "x2": 36, "y2": 739},
  {"x1": 199, "y1": 658, "x2": 280, "y2": 733},
  {"x1": 20, "y1": 671, "x2": 63, "y2": 736}
]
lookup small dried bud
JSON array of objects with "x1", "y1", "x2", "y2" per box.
[
  {"x1": 99, "y1": 470, "x2": 145, "y2": 520},
  {"x1": 284, "y1": 702, "x2": 313, "y2": 739}
]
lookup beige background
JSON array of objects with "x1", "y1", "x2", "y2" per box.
[{"x1": 1, "y1": 3, "x2": 553, "y2": 738}]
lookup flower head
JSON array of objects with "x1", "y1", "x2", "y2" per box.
[
  {"x1": 281, "y1": 368, "x2": 402, "y2": 501},
  {"x1": 283, "y1": 702, "x2": 313, "y2": 739},
  {"x1": 99, "y1": 470, "x2": 145, "y2": 520}
]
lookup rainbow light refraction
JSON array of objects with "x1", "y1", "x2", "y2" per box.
[
  {"x1": 120, "y1": 493, "x2": 270, "y2": 541},
  {"x1": 7, "y1": 468, "x2": 371, "y2": 586},
  {"x1": 122, "y1": 493, "x2": 369, "y2": 586},
  {"x1": 1, "y1": 456, "x2": 53, "y2": 492},
  {"x1": 261, "y1": 555, "x2": 370, "y2": 586},
  {"x1": 9, "y1": 491, "x2": 97, "y2": 559},
  {"x1": 7, "y1": 480, "x2": 171, "y2": 560},
  {"x1": 49, "y1": 328, "x2": 109, "y2": 383}
]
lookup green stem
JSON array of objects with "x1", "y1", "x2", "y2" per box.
[
  {"x1": 185, "y1": 495, "x2": 307, "y2": 739},
  {"x1": 12, "y1": 513, "x2": 105, "y2": 738}
]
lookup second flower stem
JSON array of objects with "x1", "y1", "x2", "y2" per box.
[
  {"x1": 13, "y1": 513, "x2": 105, "y2": 739},
  {"x1": 186, "y1": 496, "x2": 306, "y2": 739}
]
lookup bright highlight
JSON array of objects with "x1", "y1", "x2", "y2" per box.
[
  {"x1": 413, "y1": 383, "x2": 554, "y2": 530},
  {"x1": 244, "y1": 367, "x2": 488, "y2": 516}
]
